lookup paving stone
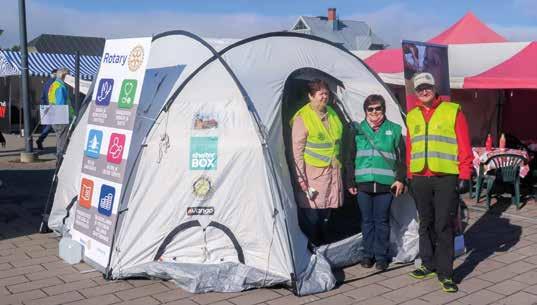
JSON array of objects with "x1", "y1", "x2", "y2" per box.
[
  {"x1": 0, "y1": 264, "x2": 44, "y2": 279},
  {"x1": 79, "y1": 281, "x2": 134, "y2": 298},
  {"x1": 382, "y1": 279, "x2": 438, "y2": 303},
  {"x1": 10, "y1": 255, "x2": 59, "y2": 268},
  {"x1": 494, "y1": 291, "x2": 537, "y2": 305},
  {"x1": 24, "y1": 291, "x2": 85, "y2": 305},
  {"x1": 112, "y1": 296, "x2": 161, "y2": 305},
  {"x1": 25, "y1": 266, "x2": 78, "y2": 280},
  {"x1": 115, "y1": 282, "x2": 169, "y2": 301},
  {"x1": 514, "y1": 245, "x2": 537, "y2": 256},
  {"x1": 0, "y1": 243, "x2": 15, "y2": 251},
  {"x1": 59, "y1": 270, "x2": 102, "y2": 282},
  {"x1": 511, "y1": 270, "x2": 537, "y2": 285},
  {"x1": 62, "y1": 294, "x2": 121, "y2": 305},
  {"x1": 163, "y1": 298, "x2": 199, "y2": 305},
  {"x1": 353, "y1": 296, "x2": 397, "y2": 305},
  {"x1": 492, "y1": 252, "x2": 528, "y2": 264},
  {"x1": 456, "y1": 289, "x2": 504, "y2": 305},
  {"x1": 6, "y1": 276, "x2": 63, "y2": 293},
  {"x1": 152, "y1": 288, "x2": 193, "y2": 303},
  {"x1": 127, "y1": 279, "x2": 161, "y2": 287},
  {"x1": 347, "y1": 273, "x2": 388, "y2": 288},
  {"x1": 420, "y1": 289, "x2": 467, "y2": 305},
  {"x1": 266, "y1": 294, "x2": 320, "y2": 305},
  {"x1": 43, "y1": 278, "x2": 98, "y2": 296},
  {"x1": 487, "y1": 279, "x2": 529, "y2": 296},
  {"x1": 478, "y1": 268, "x2": 518, "y2": 283},
  {"x1": 312, "y1": 283, "x2": 355, "y2": 298},
  {"x1": 343, "y1": 283, "x2": 391, "y2": 302},
  {"x1": 41, "y1": 260, "x2": 73, "y2": 270},
  {"x1": 25, "y1": 248, "x2": 58, "y2": 258},
  {"x1": 0, "y1": 289, "x2": 47, "y2": 305},
  {"x1": 0, "y1": 248, "x2": 27, "y2": 257},
  {"x1": 228, "y1": 289, "x2": 281, "y2": 305},
  {"x1": 398, "y1": 299, "x2": 432, "y2": 305},
  {"x1": 0, "y1": 254, "x2": 30, "y2": 265},
  {"x1": 0, "y1": 263, "x2": 12, "y2": 271},
  {"x1": 307, "y1": 294, "x2": 355, "y2": 305},
  {"x1": 458, "y1": 277, "x2": 494, "y2": 293},
  {"x1": 191, "y1": 292, "x2": 244, "y2": 305},
  {"x1": 377, "y1": 273, "x2": 416, "y2": 289},
  {"x1": 473, "y1": 259, "x2": 506, "y2": 274},
  {"x1": 0, "y1": 275, "x2": 28, "y2": 287}
]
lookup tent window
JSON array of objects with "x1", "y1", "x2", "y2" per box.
[{"x1": 293, "y1": 20, "x2": 308, "y2": 31}]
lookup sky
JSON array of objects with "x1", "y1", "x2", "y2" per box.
[{"x1": 1, "y1": 0, "x2": 536, "y2": 49}]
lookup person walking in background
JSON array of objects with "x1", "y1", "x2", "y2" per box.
[
  {"x1": 291, "y1": 79, "x2": 344, "y2": 245},
  {"x1": 346, "y1": 94, "x2": 406, "y2": 271},
  {"x1": 35, "y1": 69, "x2": 57, "y2": 150},
  {"x1": 406, "y1": 72, "x2": 472, "y2": 293},
  {"x1": 48, "y1": 68, "x2": 74, "y2": 161}
]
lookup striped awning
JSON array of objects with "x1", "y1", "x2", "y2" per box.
[{"x1": 0, "y1": 50, "x2": 100, "y2": 80}]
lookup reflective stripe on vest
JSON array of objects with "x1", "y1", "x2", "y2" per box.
[
  {"x1": 407, "y1": 102, "x2": 460, "y2": 174},
  {"x1": 292, "y1": 104, "x2": 343, "y2": 167},
  {"x1": 354, "y1": 119, "x2": 402, "y2": 185},
  {"x1": 355, "y1": 168, "x2": 395, "y2": 177}
]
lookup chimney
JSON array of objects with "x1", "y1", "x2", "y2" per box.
[{"x1": 327, "y1": 8, "x2": 338, "y2": 31}]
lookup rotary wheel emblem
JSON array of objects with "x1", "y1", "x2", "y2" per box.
[
  {"x1": 128, "y1": 45, "x2": 144, "y2": 72},
  {"x1": 192, "y1": 176, "x2": 213, "y2": 200}
]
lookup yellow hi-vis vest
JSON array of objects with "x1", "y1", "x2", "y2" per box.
[
  {"x1": 407, "y1": 101, "x2": 460, "y2": 174},
  {"x1": 292, "y1": 104, "x2": 343, "y2": 168}
]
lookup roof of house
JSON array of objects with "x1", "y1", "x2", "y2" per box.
[
  {"x1": 291, "y1": 16, "x2": 386, "y2": 50},
  {"x1": 28, "y1": 34, "x2": 105, "y2": 56}
]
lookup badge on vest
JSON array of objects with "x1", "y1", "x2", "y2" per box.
[
  {"x1": 385, "y1": 130, "x2": 393, "y2": 136},
  {"x1": 318, "y1": 133, "x2": 326, "y2": 141},
  {"x1": 414, "y1": 125, "x2": 421, "y2": 134}
]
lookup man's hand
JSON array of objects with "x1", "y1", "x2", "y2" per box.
[
  {"x1": 299, "y1": 181, "x2": 308, "y2": 192},
  {"x1": 348, "y1": 187, "x2": 358, "y2": 195},
  {"x1": 390, "y1": 181, "x2": 405, "y2": 197},
  {"x1": 457, "y1": 179, "x2": 471, "y2": 194}
]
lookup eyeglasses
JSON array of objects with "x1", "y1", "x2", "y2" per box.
[
  {"x1": 366, "y1": 106, "x2": 383, "y2": 112},
  {"x1": 416, "y1": 85, "x2": 434, "y2": 93}
]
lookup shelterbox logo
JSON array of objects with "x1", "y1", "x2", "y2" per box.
[{"x1": 190, "y1": 137, "x2": 217, "y2": 170}]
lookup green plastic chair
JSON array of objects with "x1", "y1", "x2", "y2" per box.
[{"x1": 483, "y1": 154, "x2": 527, "y2": 209}]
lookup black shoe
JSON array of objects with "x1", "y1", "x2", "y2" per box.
[
  {"x1": 360, "y1": 257, "x2": 374, "y2": 268},
  {"x1": 36, "y1": 139, "x2": 44, "y2": 150},
  {"x1": 439, "y1": 278, "x2": 458, "y2": 293},
  {"x1": 375, "y1": 261, "x2": 389, "y2": 271},
  {"x1": 409, "y1": 265, "x2": 437, "y2": 279}
]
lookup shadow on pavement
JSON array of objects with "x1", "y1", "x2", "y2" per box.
[
  {"x1": 0, "y1": 168, "x2": 55, "y2": 240},
  {"x1": 454, "y1": 197, "x2": 522, "y2": 283}
]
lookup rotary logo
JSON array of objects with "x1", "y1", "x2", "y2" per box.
[
  {"x1": 192, "y1": 175, "x2": 214, "y2": 200},
  {"x1": 127, "y1": 45, "x2": 144, "y2": 72}
]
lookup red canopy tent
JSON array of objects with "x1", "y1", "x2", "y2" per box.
[{"x1": 357, "y1": 12, "x2": 537, "y2": 143}]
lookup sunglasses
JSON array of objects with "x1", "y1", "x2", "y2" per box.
[
  {"x1": 366, "y1": 106, "x2": 383, "y2": 112},
  {"x1": 415, "y1": 85, "x2": 434, "y2": 93}
]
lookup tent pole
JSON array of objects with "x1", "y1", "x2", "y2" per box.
[
  {"x1": 8, "y1": 77, "x2": 12, "y2": 132},
  {"x1": 75, "y1": 52, "x2": 80, "y2": 115},
  {"x1": 496, "y1": 89, "x2": 503, "y2": 143},
  {"x1": 18, "y1": 0, "x2": 33, "y2": 153}
]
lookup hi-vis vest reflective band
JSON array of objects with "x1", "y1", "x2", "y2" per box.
[
  {"x1": 354, "y1": 119, "x2": 401, "y2": 185},
  {"x1": 407, "y1": 101, "x2": 460, "y2": 174},
  {"x1": 292, "y1": 104, "x2": 343, "y2": 168}
]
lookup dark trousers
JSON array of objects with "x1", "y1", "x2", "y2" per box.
[
  {"x1": 357, "y1": 191, "x2": 393, "y2": 262},
  {"x1": 37, "y1": 125, "x2": 52, "y2": 142},
  {"x1": 299, "y1": 208, "x2": 332, "y2": 245},
  {"x1": 410, "y1": 175, "x2": 459, "y2": 279}
]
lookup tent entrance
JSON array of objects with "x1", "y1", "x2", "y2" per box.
[{"x1": 281, "y1": 68, "x2": 361, "y2": 246}]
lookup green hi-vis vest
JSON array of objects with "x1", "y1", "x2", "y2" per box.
[
  {"x1": 354, "y1": 119, "x2": 401, "y2": 185},
  {"x1": 407, "y1": 101, "x2": 460, "y2": 174},
  {"x1": 292, "y1": 104, "x2": 343, "y2": 168}
]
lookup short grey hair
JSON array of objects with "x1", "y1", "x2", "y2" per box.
[{"x1": 56, "y1": 68, "x2": 69, "y2": 79}]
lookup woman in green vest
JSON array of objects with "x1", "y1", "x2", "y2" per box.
[
  {"x1": 346, "y1": 94, "x2": 406, "y2": 271},
  {"x1": 291, "y1": 79, "x2": 344, "y2": 245}
]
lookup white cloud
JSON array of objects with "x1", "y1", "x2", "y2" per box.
[{"x1": 0, "y1": 0, "x2": 295, "y2": 49}]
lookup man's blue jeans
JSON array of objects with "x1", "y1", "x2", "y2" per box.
[{"x1": 357, "y1": 191, "x2": 393, "y2": 262}]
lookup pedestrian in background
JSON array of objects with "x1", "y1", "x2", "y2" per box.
[{"x1": 35, "y1": 68, "x2": 57, "y2": 150}]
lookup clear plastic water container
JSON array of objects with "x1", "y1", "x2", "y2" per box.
[{"x1": 59, "y1": 236, "x2": 83, "y2": 265}]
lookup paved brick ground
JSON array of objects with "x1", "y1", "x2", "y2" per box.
[{"x1": 2, "y1": 133, "x2": 537, "y2": 304}]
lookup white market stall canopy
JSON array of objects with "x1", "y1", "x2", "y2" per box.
[{"x1": 0, "y1": 50, "x2": 101, "y2": 80}]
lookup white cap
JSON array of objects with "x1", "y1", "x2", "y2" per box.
[{"x1": 413, "y1": 72, "x2": 435, "y2": 89}]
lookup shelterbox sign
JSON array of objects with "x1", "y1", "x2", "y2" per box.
[{"x1": 71, "y1": 38, "x2": 152, "y2": 269}]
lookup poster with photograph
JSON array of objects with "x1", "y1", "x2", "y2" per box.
[{"x1": 402, "y1": 40, "x2": 450, "y2": 110}]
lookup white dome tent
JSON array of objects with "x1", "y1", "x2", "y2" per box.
[{"x1": 47, "y1": 31, "x2": 417, "y2": 295}]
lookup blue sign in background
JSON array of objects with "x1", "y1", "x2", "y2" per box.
[{"x1": 95, "y1": 78, "x2": 114, "y2": 106}]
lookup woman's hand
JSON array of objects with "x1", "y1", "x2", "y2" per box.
[
  {"x1": 390, "y1": 181, "x2": 405, "y2": 197},
  {"x1": 348, "y1": 187, "x2": 358, "y2": 195}
]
